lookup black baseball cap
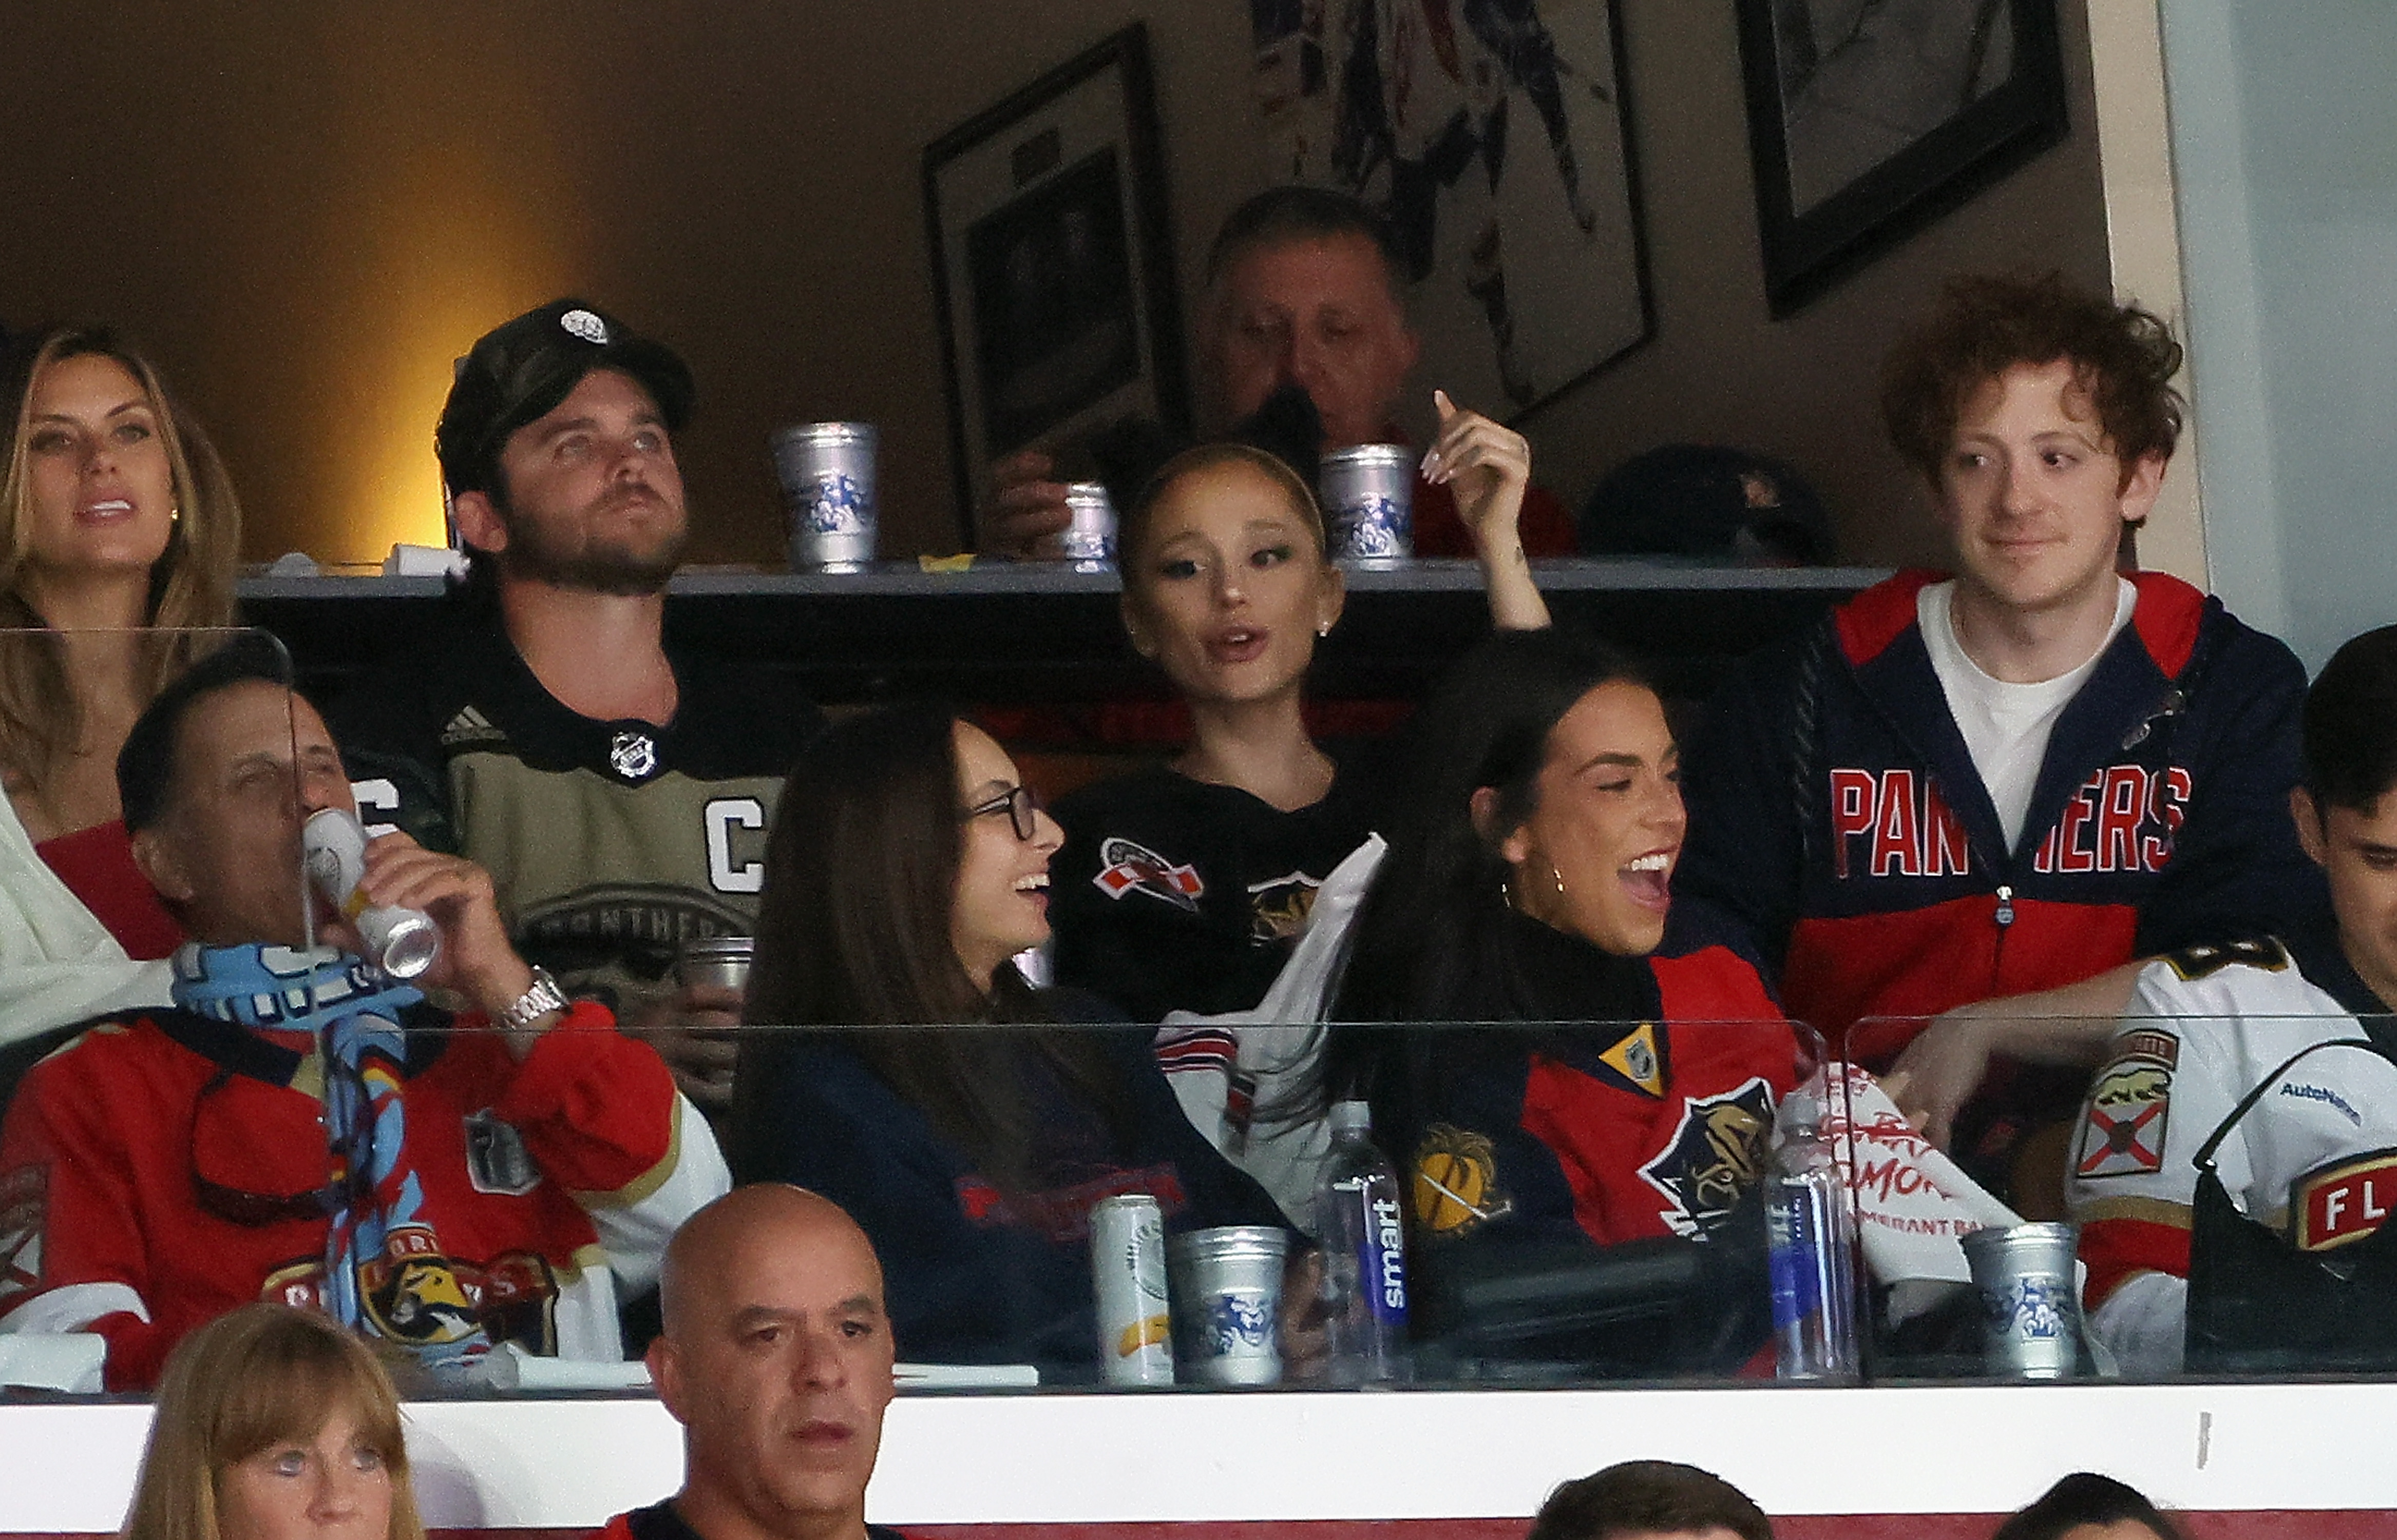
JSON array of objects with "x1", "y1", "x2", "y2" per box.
[
  {"x1": 1579, "y1": 444, "x2": 1833, "y2": 566},
  {"x1": 435, "y1": 298, "x2": 695, "y2": 497}
]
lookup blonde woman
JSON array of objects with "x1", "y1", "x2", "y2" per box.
[
  {"x1": 0, "y1": 326, "x2": 242, "y2": 1042},
  {"x1": 123, "y1": 1304, "x2": 424, "y2": 1540}
]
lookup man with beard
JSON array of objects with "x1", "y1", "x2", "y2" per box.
[{"x1": 334, "y1": 301, "x2": 821, "y2": 1119}]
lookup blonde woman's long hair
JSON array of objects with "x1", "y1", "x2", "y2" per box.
[
  {"x1": 0, "y1": 325, "x2": 242, "y2": 793},
  {"x1": 122, "y1": 1305, "x2": 425, "y2": 1540}
]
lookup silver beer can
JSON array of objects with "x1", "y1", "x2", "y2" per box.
[
  {"x1": 1060, "y1": 482, "x2": 1118, "y2": 572},
  {"x1": 301, "y1": 807, "x2": 440, "y2": 980},
  {"x1": 1318, "y1": 444, "x2": 1415, "y2": 565},
  {"x1": 1961, "y1": 1221, "x2": 2082, "y2": 1379},
  {"x1": 1091, "y1": 1193, "x2": 1175, "y2": 1387},
  {"x1": 675, "y1": 935, "x2": 754, "y2": 996},
  {"x1": 773, "y1": 422, "x2": 878, "y2": 572},
  {"x1": 1167, "y1": 1224, "x2": 1287, "y2": 1385}
]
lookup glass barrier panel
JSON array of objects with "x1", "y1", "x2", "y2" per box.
[
  {"x1": 0, "y1": 626, "x2": 323, "y2": 1397},
  {"x1": 1844, "y1": 996, "x2": 2397, "y2": 1388},
  {"x1": 2, "y1": 1008, "x2": 1853, "y2": 1399}
]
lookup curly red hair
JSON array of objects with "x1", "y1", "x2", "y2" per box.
[{"x1": 1882, "y1": 272, "x2": 2184, "y2": 500}]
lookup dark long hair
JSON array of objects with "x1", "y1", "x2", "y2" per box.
[
  {"x1": 1992, "y1": 1474, "x2": 2182, "y2": 1540},
  {"x1": 1305, "y1": 628, "x2": 1652, "y2": 1118},
  {"x1": 733, "y1": 703, "x2": 1131, "y2": 1187}
]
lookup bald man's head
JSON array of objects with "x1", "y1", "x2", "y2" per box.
[
  {"x1": 649, "y1": 1185, "x2": 896, "y2": 1540},
  {"x1": 659, "y1": 1184, "x2": 880, "y2": 1339}
]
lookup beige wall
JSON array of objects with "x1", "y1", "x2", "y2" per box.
[
  {"x1": 0, "y1": 1, "x2": 2108, "y2": 571},
  {"x1": 1522, "y1": 0, "x2": 2111, "y2": 566}
]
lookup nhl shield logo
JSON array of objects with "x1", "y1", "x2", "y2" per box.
[{"x1": 609, "y1": 730, "x2": 659, "y2": 782}]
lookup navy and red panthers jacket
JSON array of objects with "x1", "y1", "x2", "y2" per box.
[{"x1": 1677, "y1": 569, "x2": 2324, "y2": 1064}]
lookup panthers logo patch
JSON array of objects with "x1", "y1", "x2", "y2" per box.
[
  {"x1": 1640, "y1": 1080, "x2": 1774, "y2": 1239},
  {"x1": 1245, "y1": 870, "x2": 1323, "y2": 944}
]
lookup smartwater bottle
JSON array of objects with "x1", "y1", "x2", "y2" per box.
[
  {"x1": 1316, "y1": 1100, "x2": 1409, "y2": 1383},
  {"x1": 1766, "y1": 1090, "x2": 1860, "y2": 1380}
]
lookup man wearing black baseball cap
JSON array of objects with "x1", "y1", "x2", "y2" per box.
[{"x1": 334, "y1": 300, "x2": 820, "y2": 1126}]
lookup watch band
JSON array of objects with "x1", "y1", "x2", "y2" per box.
[{"x1": 496, "y1": 966, "x2": 569, "y2": 1032}]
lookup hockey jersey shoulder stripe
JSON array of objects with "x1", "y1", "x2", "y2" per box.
[
  {"x1": 1833, "y1": 569, "x2": 1944, "y2": 666},
  {"x1": 2125, "y1": 571, "x2": 2207, "y2": 679}
]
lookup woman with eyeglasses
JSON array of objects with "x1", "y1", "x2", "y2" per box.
[
  {"x1": 1046, "y1": 395, "x2": 1548, "y2": 1024},
  {"x1": 730, "y1": 704, "x2": 1289, "y2": 1373},
  {"x1": 124, "y1": 1302, "x2": 425, "y2": 1540}
]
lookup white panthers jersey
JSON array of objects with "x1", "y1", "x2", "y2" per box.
[{"x1": 2066, "y1": 935, "x2": 2397, "y2": 1376}]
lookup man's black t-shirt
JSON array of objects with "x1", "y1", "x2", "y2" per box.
[{"x1": 1048, "y1": 763, "x2": 1379, "y2": 1022}]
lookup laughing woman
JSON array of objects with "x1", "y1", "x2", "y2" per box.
[
  {"x1": 730, "y1": 704, "x2": 1286, "y2": 1373},
  {"x1": 1049, "y1": 393, "x2": 1549, "y2": 1023},
  {"x1": 1313, "y1": 628, "x2": 1809, "y2": 1375}
]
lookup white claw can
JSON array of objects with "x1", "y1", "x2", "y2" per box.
[
  {"x1": 302, "y1": 807, "x2": 440, "y2": 980},
  {"x1": 1091, "y1": 1193, "x2": 1175, "y2": 1386}
]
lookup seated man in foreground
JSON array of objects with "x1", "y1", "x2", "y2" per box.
[
  {"x1": 1525, "y1": 1459, "x2": 1774, "y2": 1540},
  {"x1": 604, "y1": 1185, "x2": 903, "y2": 1540},
  {"x1": 2069, "y1": 624, "x2": 2397, "y2": 1378},
  {"x1": 0, "y1": 639, "x2": 727, "y2": 1390}
]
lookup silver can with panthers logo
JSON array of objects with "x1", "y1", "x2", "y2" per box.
[
  {"x1": 1059, "y1": 482, "x2": 1118, "y2": 572},
  {"x1": 1167, "y1": 1225, "x2": 1287, "y2": 1385},
  {"x1": 1962, "y1": 1221, "x2": 2082, "y2": 1378},
  {"x1": 773, "y1": 422, "x2": 878, "y2": 571},
  {"x1": 1318, "y1": 444, "x2": 1414, "y2": 565},
  {"x1": 1091, "y1": 1193, "x2": 1175, "y2": 1386}
]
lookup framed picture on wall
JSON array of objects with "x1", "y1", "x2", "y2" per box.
[
  {"x1": 924, "y1": 24, "x2": 1190, "y2": 542},
  {"x1": 1249, "y1": 0, "x2": 1652, "y2": 421},
  {"x1": 1736, "y1": 0, "x2": 2070, "y2": 318}
]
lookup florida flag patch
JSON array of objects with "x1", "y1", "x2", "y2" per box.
[
  {"x1": 1093, "y1": 837, "x2": 1204, "y2": 912},
  {"x1": 2076, "y1": 1029, "x2": 2179, "y2": 1181}
]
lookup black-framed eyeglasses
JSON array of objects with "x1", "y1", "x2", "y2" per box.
[{"x1": 962, "y1": 784, "x2": 1043, "y2": 841}]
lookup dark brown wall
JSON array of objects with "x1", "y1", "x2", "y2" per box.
[{"x1": 0, "y1": 1, "x2": 2105, "y2": 571}]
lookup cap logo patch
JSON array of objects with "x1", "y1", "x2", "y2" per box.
[{"x1": 559, "y1": 309, "x2": 610, "y2": 345}]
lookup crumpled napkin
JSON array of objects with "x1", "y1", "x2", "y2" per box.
[{"x1": 1820, "y1": 1064, "x2": 2023, "y2": 1323}]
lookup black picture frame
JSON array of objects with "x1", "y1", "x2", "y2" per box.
[
  {"x1": 1736, "y1": 0, "x2": 2069, "y2": 319},
  {"x1": 924, "y1": 24, "x2": 1190, "y2": 544},
  {"x1": 1251, "y1": 0, "x2": 1653, "y2": 422}
]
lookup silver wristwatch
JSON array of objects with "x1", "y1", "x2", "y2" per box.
[{"x1": 496, "y1": 966, "x2": 570, "y2": 1031}]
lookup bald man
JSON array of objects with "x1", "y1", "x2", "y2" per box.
[{"x1": 594, "y1": 1186, "x2": 904, "y2": 1540}]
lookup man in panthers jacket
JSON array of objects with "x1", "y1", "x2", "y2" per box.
[{"x1": 1677, "y1": 274, "x2": 2321, "y2": 1182}]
